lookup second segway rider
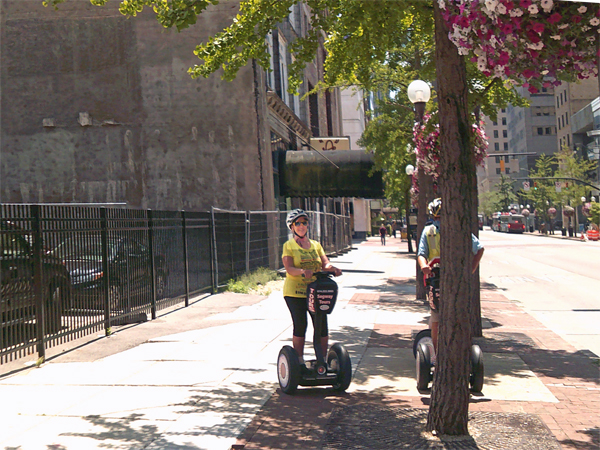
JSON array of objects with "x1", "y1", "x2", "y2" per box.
[
  {"x1": 417, "y1": 198, "x2": 484, "y2": 351},
  {"x1": 282, "y1": 209, "x2": 342, "y2": 371}
]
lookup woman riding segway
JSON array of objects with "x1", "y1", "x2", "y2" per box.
[{"x1": 277, "y1": 209, "x2": 351, "y2": 394}]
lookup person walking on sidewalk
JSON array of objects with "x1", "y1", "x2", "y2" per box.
[
  {"x1": 417, "y1": 198, "x2": 485, "y2": 351},
  {"x1": 379, "y1": 222, "x2": 387, "y2": 245},
  {"x1": 282, "y1": 209, "x2": 342, "y2": 371}
]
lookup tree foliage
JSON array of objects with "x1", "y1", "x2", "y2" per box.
[
  {"x1": 555, "y1": 145, "x2": 598, "y2": 208},
  {"x1": 494, "y1": 174, "x2": 517, "y2": 212}
]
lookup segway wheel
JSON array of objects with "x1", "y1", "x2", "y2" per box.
[
  {"x1": 413, "y1": 329, "x2": 432, "y2": 358},
  {"x1": 416, "y1": 342, "x2": 432, "y2": 391},
  {"x1": 277, "y1": 346, "x2": 300, "y2": 395},
  {"x1": 327, "y1": 343, "x2": 352, "y2": 392},
  {"x1": 469, "y1": 344, "x2": 484, "y2": 393}
]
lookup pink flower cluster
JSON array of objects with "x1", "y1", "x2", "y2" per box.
[
  {"x1": 409, "y1": 112, "x2": 488, "y2": 203},
  {"x1": 439, "y1": 0, "x2": 600, "y2": 93},
  {"x1": 413, "y1": 113, "x2": 488, "y2": 178}
]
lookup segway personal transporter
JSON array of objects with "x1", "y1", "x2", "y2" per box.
[
  {"x1": 413, "y1": 258, "x2": 484, "y2": 392},
  {"x1": 277, "y1": 272, "x2": 352, "y2": 395}
]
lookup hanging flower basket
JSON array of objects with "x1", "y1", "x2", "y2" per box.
[
  {"x1": 521, "y1": 209, "x2": 530, "y2": 217},
  {"x1": 563, "y1": 205, "x2": 575, "y2": 217},
  {"x1": 548, "y1": 207, "x2": 557, "y2": 218},
  {"x1": 582, "y1": 203, "x2": 591, "y2": 217}
]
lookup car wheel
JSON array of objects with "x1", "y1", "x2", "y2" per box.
[
  {"x1": 45, "y1": 283, "x2": 63, "y2": 333},
  {"x1": 155, "y1": 271, "x2": 166, "y2": 299},
  {"x1": 108, "y1": 286, "x2": 123, "y2": 312}
]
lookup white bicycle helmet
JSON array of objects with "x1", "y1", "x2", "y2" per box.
[
  {"x1": 428, "y1": 198, "x2": 442, "y2": 217},
  {"x1": 286, "y1": 209, "x2": 309, "y2": 230}
]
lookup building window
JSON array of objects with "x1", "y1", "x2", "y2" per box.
[
  {"x1": 495, "y1": 142, "x2": 500, "y2": 151},
  {"x1": 502, "y1": 130, "x2": 508, "y2": 138},
  {"x1": 278, "y1": 34, "x2": 289, "y2": 107},
  {"x1": 502, "y1": 117, "x2": 506, "y2": 125},
  {"x1": 496, "y1": 168, "x2": 501, "y2": 174},
  {"x1": 493, "y1": 130, "x2": 499, "y2": 138},
  {"x1": 308, "y1": 82, "x2": 319, "y2": 136},
  {"x1": 504, "y1": 156, "x2": 509, "y2": 162},
  {"x1": 266, "y1": 33, "x2": 275, "y2": 90},
  {"x1": 537, "y1": 127, "x2": 543, "y2": 135},
  {"x1": 506, "y1": 168, "x2": 511, "y2": 174},
  {"x1": 495, "y1": 156, "x2": 501, "y2": 163},
  {"x1": 504, "y1": 142, "x2": 508, "y2": 151},
  {"x1": 545, "y1": 127, "x2": 552, "y2": 135},
  {"x1": 501, "y1": 108, "x2": 506, "y2": 113},
  {"x1": 566, "y1": 114, "x2": 568, "y2": 125},
  {"x1": 567, "y1": 133, "x2": 570, "y2": 146}
]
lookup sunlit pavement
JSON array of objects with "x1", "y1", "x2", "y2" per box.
[{"x1": 0, "y1": 236, "x2": 598, "y2": 450}]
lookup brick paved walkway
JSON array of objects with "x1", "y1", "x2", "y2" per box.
[{"x1": 234, "y1": 277, "x2": 599, "y2": 449}]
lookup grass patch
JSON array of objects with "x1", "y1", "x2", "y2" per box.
[{"x1": 226, "y1": 267, "x2": 280, "y2": 294}]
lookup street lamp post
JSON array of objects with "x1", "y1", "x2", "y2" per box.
[
  {"x1": 405, "y1": 164, "x2": 415, "y2": 253},
  {"x1": 407, "y1": 80, "x2": 431, "y2": 300},
  {"x1": 407, "y1": 80, "x2": 431, "y2": 124}
]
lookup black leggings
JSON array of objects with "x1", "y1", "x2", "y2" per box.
[{"x1": 285, "y1": 296, "x2": 328, "y2": 338}]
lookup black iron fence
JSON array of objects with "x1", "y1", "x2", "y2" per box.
[{"x1": 0, "y1": 204, "x2": 351, "y2": 365}]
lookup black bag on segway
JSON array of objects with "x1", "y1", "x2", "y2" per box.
[
  {"x1": 306, "y1": 272, "x2": 338, "y2": 315},
  {"x1": 426, "y1": 263, "x2": 441, "y2": 311}
]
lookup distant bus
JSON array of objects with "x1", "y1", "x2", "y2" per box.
[{"x1": 492, "y1": 212, "x2": 525, "y2": 233}]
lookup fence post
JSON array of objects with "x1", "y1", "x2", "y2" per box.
[
  {"x1": 148, "y1": 209, "x2": 157, "y2": 320},
  {"x1": 100, "y1": 207, "x2": 111, "y2": 334},
  {"x1": 210, "y1": 206, "x2": 218, "y2": 294},
  {"x1": 245, "y1": 210, "x2": 250, "y2": 274},
  {"x1": 31, "y1": 204, "x2": 46, "y2": 362},
  {"x1": 182, "y1": 210, "x2": 190, "y2": 307}
]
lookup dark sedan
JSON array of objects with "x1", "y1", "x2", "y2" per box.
[
  {"x1": 50, "y1": 235, "x2": 166, "y2": 312},
  {"x1": 1, "y1": 220, "x2": 70, "y2": 333}
]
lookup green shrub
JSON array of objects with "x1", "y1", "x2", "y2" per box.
[
  {"x1": 590, "y1": 203, "x2": 600, "y2": 227},
  {"x1": 226, "y1": 267, "x2": 278, "y2": 294}
]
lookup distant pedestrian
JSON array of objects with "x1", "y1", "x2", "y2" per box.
[
  {"x1": 391, "y1": 221, "x2": 397, "y2": 238},
  {"x1": 379, "y1": 223, "x2": 387, "y2": 246}
]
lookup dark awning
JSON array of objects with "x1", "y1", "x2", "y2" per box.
[{"x1": 277, "y1": 150, "x2": 384, "y2": 198}]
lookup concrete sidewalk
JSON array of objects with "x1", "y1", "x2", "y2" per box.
[{"x1": 0, "y1": 237, "x2": 598, "y2": 449}]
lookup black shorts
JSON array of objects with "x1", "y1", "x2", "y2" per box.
[{"x1": 284, "y1": 296, "x2": 328, "y2": 338}]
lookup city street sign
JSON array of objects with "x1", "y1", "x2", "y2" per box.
[
  {"x1": 555, "y1": 181, "x2": 561, "y2": 193},
  {"x1": 523, "y1": 181, "x2": 530, "y2": 191}
]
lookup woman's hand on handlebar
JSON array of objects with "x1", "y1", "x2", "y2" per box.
[
  {"x1": 323, "y1": 267, "x2": 342, "y2": 277},
  {"x1": 302, "y1": 269, "x2": 314, "y2": 279},
  {"x1": 421, "y1": 265, "x2": 432, "y2": 277}
]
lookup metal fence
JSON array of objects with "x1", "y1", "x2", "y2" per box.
[{"x1": 0, "y1": 204, "x2": 351, "y2": 364}]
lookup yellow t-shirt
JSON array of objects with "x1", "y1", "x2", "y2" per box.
[{"x1": 282, "y1": 238, "x2": 325, "y2": 298}]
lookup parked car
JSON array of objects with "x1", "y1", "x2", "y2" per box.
[
  {"x1": 1, "y1": 220, "x2": 70, "y2": 333},
  {"x1": 49, "y1": 235, "x2": 167, "y2": 311}
]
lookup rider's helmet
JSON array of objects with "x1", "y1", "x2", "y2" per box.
[
  {"x1": 286, "y1": 209, "x2": 309, "y2": 230},
  {"x1": 428, "y1": 198, "x2": 442, "y2": 217}
]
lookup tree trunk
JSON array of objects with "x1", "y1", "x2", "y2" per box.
[{"x1": 426, "y1": 1, "x2": 475, "y2": 435}]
